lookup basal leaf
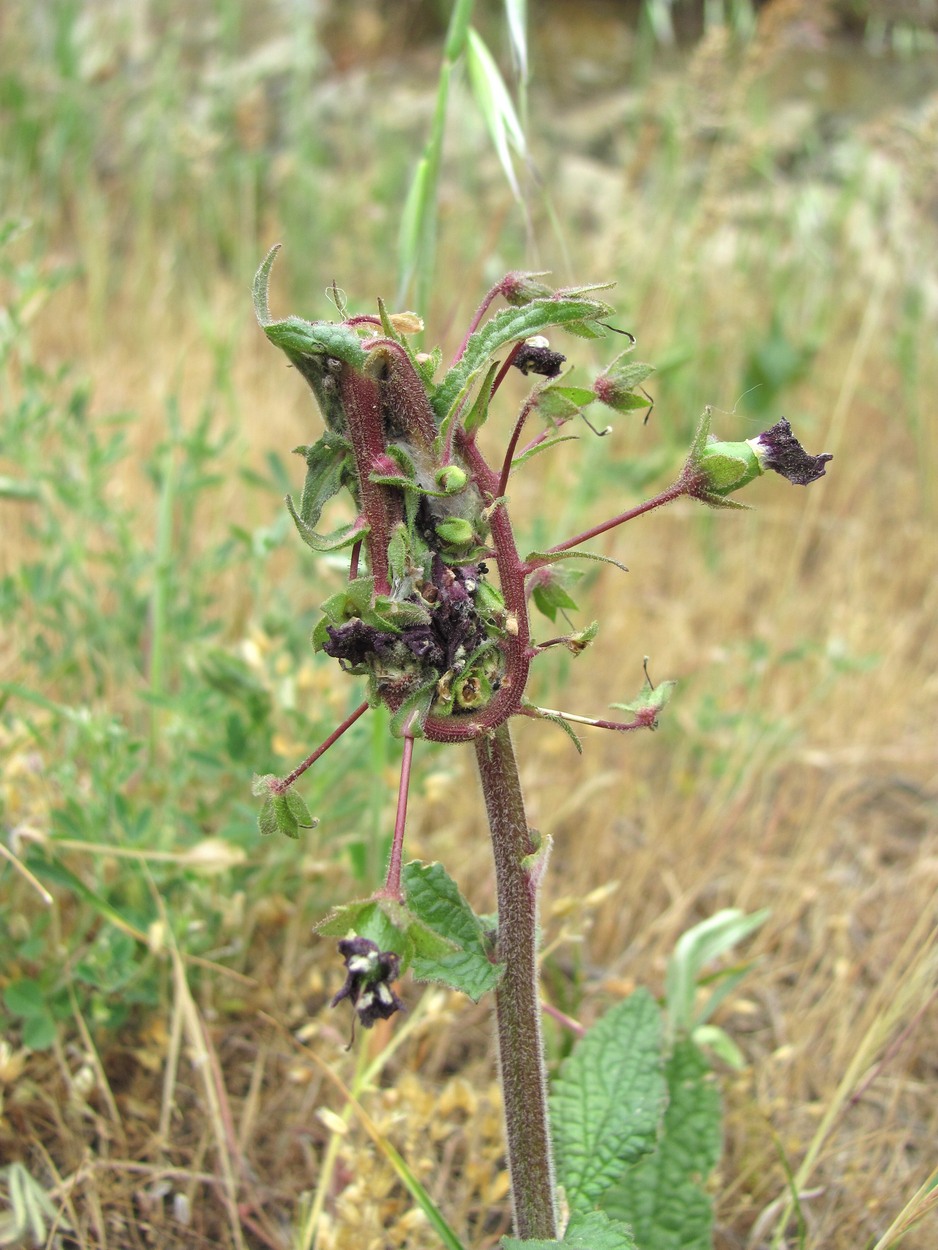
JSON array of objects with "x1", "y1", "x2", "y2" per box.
[
  {"x1": 403, "y1": 860, "x2": 505, "y2": 1001},
  {"x1": 551, "y1": 989, "x2": 666, "y2": 1212},
  {"x1": 601, "y1": 1040, "x2": 721, "y2": 1250}
]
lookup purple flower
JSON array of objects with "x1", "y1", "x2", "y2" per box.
[{"x1": 331, "y1": 936, "x2": 405, "y2": 1029}]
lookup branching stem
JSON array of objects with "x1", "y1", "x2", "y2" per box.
[
  {"x1": 524, "y1": 476, "x2": 691, "y2": 571},
  {"x1": 273, "y1": 701, "x2": 370, "y2": 792}
]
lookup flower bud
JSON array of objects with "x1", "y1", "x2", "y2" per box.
[
  {"x1": 435, "y1": 464, "x2": 468, "y2": 494},
  {"x1": 592, "y1": 354, "x2": 655, "y2": 414},
  {"x1": 435, "y1": 517, "x2": 475, "y2": 546}
]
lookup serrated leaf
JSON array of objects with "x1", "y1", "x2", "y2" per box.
[
  {"x1": 526, "y1": 549, "x2": 628, "y2": 575},
  {"x1": 500, "y1": 1209, "x2": 637, "y2": 1249},
  {"x1": 551, "y1": 989, "x2": 666, "y2": 1212},
  {"x1": 316, "y1": 897, "x2": 452, "y2": 976},
  {"x1": 317, "y1": 900, "x2": 413, "y2": 962},
  {"x1": 601, "y1": 1041, "x2": 721, "y2": 1250},
  {"x1": 403, "y1": 861, "x2": 505, "y2": 1001},
  {"x1": 433, "y1": 297, "x2": 613, "y2": 426}
]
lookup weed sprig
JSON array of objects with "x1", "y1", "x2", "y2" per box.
[{"x1": 254, "y1": 247, "x2": 831, "y2": 1245}]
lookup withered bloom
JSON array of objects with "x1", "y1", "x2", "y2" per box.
[{"x1": 331, "y1": 935, "x2": 405, "y2": 1029}]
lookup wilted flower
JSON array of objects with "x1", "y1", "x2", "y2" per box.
[
  {"x1": 687, "y1": 410, "x2": 832, "y2": 504},
  {"x1": 331, "y1": 935, "x2": 405, "y2": 1029}
]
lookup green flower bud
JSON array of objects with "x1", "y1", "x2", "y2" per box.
[
  {"x1": 697, "y1": 441, "x2": 764, "y2": 496},
  {"x1": 435, "y1": 464, "x2": 468, "y2": 494},
  {"x1": 435, "y1": 516, "x2": 475, "y2": 546}
]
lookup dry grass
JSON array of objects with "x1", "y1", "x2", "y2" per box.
[{"x1": 2, "y1": 2, "x2": 938, "y2": 1248}]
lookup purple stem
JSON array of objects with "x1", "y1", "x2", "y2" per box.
[
  {"x1": 272, "y1": 701, "x2": 370, "y2": 792},
  {"x1": 475, "y1": 723, "x2": 557, "y2": 1241},
  {"x1": 523, "y1": 477, "x2": 691, "y2": 572},
  {"x1": 377, "y1": 734, "x2": 415, "y2": 901},
  {"x1": 497, "y1": 390, "x2": 540, "y2": 501}
]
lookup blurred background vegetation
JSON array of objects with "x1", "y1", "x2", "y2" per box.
[{"x1": 1, "y1": 1, "x2": 937, "y2": 1247}]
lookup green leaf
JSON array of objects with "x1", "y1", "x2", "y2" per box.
[
  {"x1": 266, "y1": 789, "x2": 317, "y2": 840},
  {"x1": 316, "y1": 897, "x2": 453, "y2": 975},
  {"x1": 604, "y1": 390, "x2": 654, "y2": 414},
  {"x1": 295, "y1": 433, "x2": 354, "y2": 530},
  {"x1": 403, "y1": 861, "x2": 505, "y2": 1001},
  {"x1": 664, "y1": 908, "x2": 769, "y2": 1036},
  {"x1": 434, "y1": 516, "x2": 476, "y2": 547},
  {"x1": 458, "y1": 360, "x2": 499, "y2": 440},
  {"x1": 536, "y1": 389, "x2": 584, "y2": 424},
  {"x1": 601, "y1": 1041, "x2": 721, "y2": 1250},
  {"x1": 286, "y1": 495, "x2": 368, "y2": 553},
  {"x1": 524, "y1": 704, "x2": 583, "y2": 754},
  {"x1": 532, "y1": 581, "x2": 579, "y2": 622},
  {"x1": 549, "y1": 384, "x2": 597, "y2": 407},
  {"x1": 22, "y1": 1013, "x2": 57, "y2": 1051},
  {"x1": 525, "y1": 549, "x2": 628, "y2": 575},
  {"x1": 388, "y1": 677, "x2": 438, "y2": 739},
  {"x1": 433, "y1": 296, "x2": 614, "y2": 426},
  {"x1": 501, "y1": 1209, "x2": 637, "y2": 1249},
  {"x1": 3, "y1": 979, "x2": 46, "y2": 1018},
  {"x1": 551, "y1": 989, "x2": 666, "y2": 1212},
  {"x1": 610, "y1": 678, "x2": 677, "y2": 721},
  {"x1": 510, "y1": 434, "x2": 579, "y2": 472}
]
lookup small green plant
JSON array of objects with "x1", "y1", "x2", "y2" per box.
[{"x1": 253, "y1": 245, "x2": 831, "y2": 1245}]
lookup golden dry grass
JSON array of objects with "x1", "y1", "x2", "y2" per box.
[{"x1": 2, "y1": 2, "x2": 938, "y2": 1248}]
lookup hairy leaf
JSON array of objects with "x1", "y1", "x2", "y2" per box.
[
  {"x1": 551, "y1": 989, "x2": 666, "y2": 1212},
  {"x1": 525, "y1": 548, "x2": 628, "y2": 575},
  {"x1": 403, "y1": 860, "x2": 505, "y2": 1001},
  {"x1": 501, "y1": 1209, "x2": 637, "y2": 1249},
  {"x1": 295, "y1": 433, "x2": 354, "y2": 529},
  {"x1": 433, "y1": 296, "x2": 614, "y2": 426},
  {"x1": 601, "y1": 1040, "x2": 722, "y2": 1250}
]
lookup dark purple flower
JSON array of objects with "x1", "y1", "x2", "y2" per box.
[
  {"x1": 512, "y1": 339, "x2": 566, "y2": 378},
  {"x1": 750, "y1": 418, "x2": 833, "y2": 486},
  {"x1": 331, "y1": 935, "x2": 405, "y2": 1029}
]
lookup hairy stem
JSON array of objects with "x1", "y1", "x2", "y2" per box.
[
  {"x1": 524, "y1": 476, "x2": 691, "y2": 570},
  {"x1": 475, "y1": 723, "x2": 556, "y2": 1241}
]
